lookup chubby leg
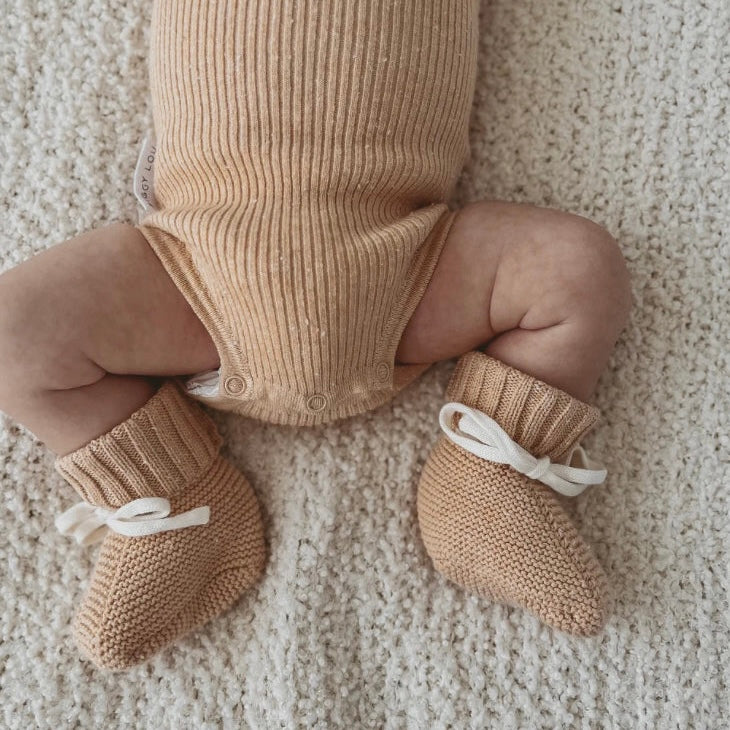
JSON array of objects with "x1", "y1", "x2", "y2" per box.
[
  {"x1": 0, "y1": 224, "x2": 220, "y2": 455},
  {"x1": 396, "y1": 200, "x2": 632, "y2": 400},
  {"x1": 0, "y1": 224, "x2": 265, "y2": 669},
  {"x1": 401, "y1": 200, "x2": 632, "y2": 636}
]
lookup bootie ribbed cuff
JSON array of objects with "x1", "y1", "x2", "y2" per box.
[
  {"x1": 54, "y1": 380, "x2": 222, "y2": 509},
  {"x1": 446, "y1": 352, "x2": 600, "y2": 461}
]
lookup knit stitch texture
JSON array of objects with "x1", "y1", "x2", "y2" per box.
[
  {"x1": 1, "y1": 0, "x2": 728, "y2": 726},
  {"x1": 137, "y1": 0, "x2": 478, "y2": 426},
  {"x1": 54, "y1": 381, "x2": 267, "y2": 669},
  {"x1": 418, "y1": 352, "x2": 608, "y2": 635}
]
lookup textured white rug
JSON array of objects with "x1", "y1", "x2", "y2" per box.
[{"x1": 1, "y1": 1, "x2": 728, "y2": 727}]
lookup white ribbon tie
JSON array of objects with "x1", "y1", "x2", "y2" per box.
[
  {"x1": 439, "y1": 402, "x2": 607, "y2": 497},
  {"x1": 55, "y1": 497, "x2": 210, "y2": 546}
]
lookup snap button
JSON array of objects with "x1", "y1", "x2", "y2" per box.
[
  {"x1": 306, "y1": 393, "x2": 328, "y2": 412},
  {"x1": 224, "y1": 375, "x2": 246, "y2": 396},
  {"x1": 375, "y1": 361, "x2": 392, "y2": 383}
]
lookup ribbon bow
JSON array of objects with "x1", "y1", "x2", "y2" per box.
[
  {"x1": 55, "y1": 497, "x2": 210, "y2": 546},
  {"x1": 439, "y1": 402, "x2": 607, "y2": 497}
]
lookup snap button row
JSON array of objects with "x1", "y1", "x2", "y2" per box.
[
  {"x1": 224, "y1": 375, "x2": 246, "y2": 396},
  {"x1": 306, "y1": 393, "x2": 328, "y2": 412}
]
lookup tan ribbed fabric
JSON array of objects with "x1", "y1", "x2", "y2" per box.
[
  {"x1": 55, "y1": 380, "x2": 266, "y2": 669},
  {"x1": 418, "y1": 352, "x2": 609, "y2": 636},
  {"x1": 137, "y1": 0, "x2": 479, "y2": 426}
]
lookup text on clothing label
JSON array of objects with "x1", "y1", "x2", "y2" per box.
[{"x1": 134, "y1": 132, "x2": 158, "y2": 212}]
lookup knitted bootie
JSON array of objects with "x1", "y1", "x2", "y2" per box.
[
  {"x1": 417, "y1": 351, "x2": 609, "y2": 635},
  {"x1": 54, "y1": 380, "x2": 266, "y2": 669}
]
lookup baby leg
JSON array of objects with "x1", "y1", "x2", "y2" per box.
[
  {"x1": 397, "y1": 200, "x2": 631, "y2": 400},
  {"x1": 0, "y1": 224, "x2": 220, "y2": 455},
  {"x1": 0, "y1": 225, "x2": 264, "y2": 668},
  {"x1": 401, "y1": 201, "x2": 631, "y2": 635}
]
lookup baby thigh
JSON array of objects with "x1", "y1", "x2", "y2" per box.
[
  {"x1": 0, "y1": 224, "x2": 219, "y2": 455},
  {"x1": 396, "y1": 201, "x2": 632, "y2": 400}
]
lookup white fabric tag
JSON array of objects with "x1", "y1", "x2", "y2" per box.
[
  {"x1": 134, "y1": 132, "x2": 158, "y2": 213},
  {"x1": 185, "y1": 368, "x2": 221, "y2": 398}
]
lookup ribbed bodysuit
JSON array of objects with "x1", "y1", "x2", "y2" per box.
[{"x1": 137, "y1": 0, "x2": 479, "y2": 426}]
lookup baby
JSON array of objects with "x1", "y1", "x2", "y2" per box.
[{"x1": 0, "y1": 0, "x2": 631, "y2": 669}]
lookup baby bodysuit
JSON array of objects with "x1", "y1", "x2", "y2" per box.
[{"x1": 138, "y1": 0, "x2": 479, "y2": 425}]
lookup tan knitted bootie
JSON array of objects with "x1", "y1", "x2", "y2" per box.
[
  {"x1": 418, "y1": 352, "x2": 609, "y2": 635},
  {"x1": 54, "y1": 380, "x2": 266, "y2": 669}
]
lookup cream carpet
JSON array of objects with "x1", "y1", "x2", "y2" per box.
[{"x1": 1, "y1": 1, "x2": 728, "y2": 727}]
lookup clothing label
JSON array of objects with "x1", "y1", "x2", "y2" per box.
[
  {"x1": 133, "y1": 132, "x2": 158, "y2": 213},
  {"x1": 185, "y1": 368, "x2": 221, "y2": 398}
]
